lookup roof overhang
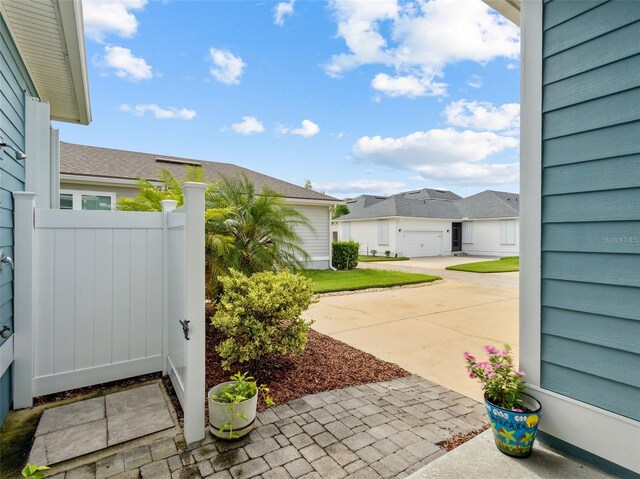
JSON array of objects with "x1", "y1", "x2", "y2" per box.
[
  {"x1": 483, "y1": 0, "x2": 520, "y2": 26},
  {"x1": 0, "y1": 0, "x2": 91, "y2": 124}
]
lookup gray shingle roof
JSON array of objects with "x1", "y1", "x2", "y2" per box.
[
  {"x1": 60, "y1": 142, "x2": 338, "y2": 202},
  {"x1": 337, "y1": 189, "x2": 519, "y2": 221}
]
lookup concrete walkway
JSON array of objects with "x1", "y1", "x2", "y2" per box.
[
  {"x1": 306, "y1": 280, "x2": 519, "y2": 403},
  {"x1": 359, "y1": 256, "x2": 519, "y2": 290},
  {"x1": 46, "y1": 376, "x2": 488, "y2": 479},
  {"x1": 408, "y1": 430, "x2": 615, "y2": 479}
]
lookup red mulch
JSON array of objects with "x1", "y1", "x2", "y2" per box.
[
  {"x1": 36, "y1": 324, "x2": 409, "y2": 429},
  {"x1": 165, "y1": 324, "x2": 409, "y2": 425},
  {"x1": 436, "y1": 425, "x2": 490, "y2": 452}
]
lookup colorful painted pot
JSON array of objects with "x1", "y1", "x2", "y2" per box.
[{"x1": 484, "y1": 393, "x2": 542, "y2": 458}]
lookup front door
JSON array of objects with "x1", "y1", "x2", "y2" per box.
[{"x1": 451, "y1": 222, "x2": 462, "y2": 252}]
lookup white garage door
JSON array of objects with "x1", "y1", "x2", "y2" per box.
[{"x1": 401, "y1": 231, "x2": 443, "y2": 257}]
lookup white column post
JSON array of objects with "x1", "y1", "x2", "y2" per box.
[
  {"x1": 24, "y1": 97, "x2": 51, "y2": 209},
  {"x1": 161, "y1": 200, "x2": 179, "y2": 375},
  {"x1": 181, "y1": 183, "x2": 206, "y2": 444},
  {"x1": 13, "y1": 192, "x2": 38, "y2": 408}
]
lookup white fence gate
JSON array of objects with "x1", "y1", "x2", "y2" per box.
[{"x1": 13, "y1": 183, "x2": 206, "y2": 443}]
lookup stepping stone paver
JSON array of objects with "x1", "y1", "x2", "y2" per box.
[{"x1": 40, "y1": 375, "x2": 488, "y2": 479}]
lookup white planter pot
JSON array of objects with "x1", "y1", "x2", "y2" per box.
[{"x1": 208, "y1": 381, "x2": 258, "y2": 439}]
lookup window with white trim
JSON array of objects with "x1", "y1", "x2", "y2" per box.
[
  {"x1": 59, "y1": 190, "x2": 116, "y2": 211},
  {"x1": 500, "y1": 220, "x2": 516, "y2": 245},
  {"x1": 378, "y1": 220, "x2": 389, "y2": 245},
  {"x1": 462, "y1": 222, "x2": 474, "y2": 244}
]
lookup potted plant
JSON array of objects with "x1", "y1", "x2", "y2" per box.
[
  {"x1": 208, "y1": 372, "x2": 274, "y2": 440},
  {"x1": 464, "y1": 344, "x2": 541, "y2": 457}
]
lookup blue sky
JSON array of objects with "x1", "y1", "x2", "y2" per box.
[{"x1": 56, "y1": 0, "x2": 521, "y2": 198}]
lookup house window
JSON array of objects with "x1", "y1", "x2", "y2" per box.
[
  {"x1": 60, "y1": 190, "x2": 115, "y2": 211},
  {"x1": 60, "y1": 193, "x2": 73, "y2": 210},
  {"x1": 462, "y1": 222, "x2": 474, "y2": 244},
  {"x1": 500, "y1": 220, "x2": 516, "y2": 245},
  {"x1": 378, "y1": 220, "x2": 389, "y2": 245}
]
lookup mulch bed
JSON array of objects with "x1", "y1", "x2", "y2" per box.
[
  {"x1": 165, "y1": 325, "x2": 410, "y2": 425},
  {"x1": 35, "y1": 325, "x2": 409, "y2": 429},
  {"x1": 436, "y1": 425, "x2": 490, "y2": 452}
]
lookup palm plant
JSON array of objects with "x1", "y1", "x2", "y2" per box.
[
  {"x1": 205, "y1": 175, "x2": 311, "y2": 284},
  {"x1": 117, "y1": 167, "x2": 204, "y2": 211}
]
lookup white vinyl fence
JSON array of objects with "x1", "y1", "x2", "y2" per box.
[{"x1": 13, "y1": 183, "x2": 206, "y2": 443}]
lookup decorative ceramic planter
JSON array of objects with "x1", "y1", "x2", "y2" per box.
[
  {"x1": 208, "y1": 381, "x2": 258, "y2": 440},
  {"x1": 484, "y1": 393, "x2": 541, "y2": 458}
]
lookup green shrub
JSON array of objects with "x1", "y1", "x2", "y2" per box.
[
  {"x1": 211, "y1": 269, "x2": 317, "y2": 369},
  {"x1": 370, "y1": 249, "x2": 377, "y2": 257},
  {"x1": 384, "y1": 250, "x2": 391, "y2": 257},
  {"x1": 332, "y1": 241, "x2": 359, "y2": 270}
]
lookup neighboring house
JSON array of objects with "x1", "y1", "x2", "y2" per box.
[
  {"x1": 333, "y1": 188, "x2": 519, "y2": 258},
  {"x1": 59, "y1": 142, "x2": 338, "y2": 269},
  {"x1": 0, "y1": 0, "x2": 91, "y2": 424},
  {"x1": 490, "y1": 0, "x2": 639, "y2": 476}
]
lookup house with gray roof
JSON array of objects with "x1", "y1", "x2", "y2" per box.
[
  {"x1": 333, "y1": 188, "x2": 519, "y2": 257},
  {"x1": 59, "y1": 142, "x2": 338, "y2": 269}
]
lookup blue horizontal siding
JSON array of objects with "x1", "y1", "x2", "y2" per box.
[
  {"x1": 542, "y1": 307, "x2": 639, "y2": 354},
  {"x1": 541, "y1": 1, "x2": 640, "y2": 421},
  {"x1": 0, "y1": 14, "x2": 37, "y2": 423},
  {"x1": 541, "y1": 362, "x2": 640, "y2": 421}
]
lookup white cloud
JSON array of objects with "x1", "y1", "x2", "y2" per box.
[
  {"x1": 209, "y1": 48, "x2": 246, "y2": 85},
  {"x1": 506, "y1": 62, "x2": 518, "y2": 70},
  {"x1": 83, "y1": 0, "x2": 147, "y2": 42},
  {"x1": 443, "y1": 100, "x2": 519, "y2": 132},
  {"x1": 279, "y1": 119, "x2": 320, "y2": 137},
  {"x1": 466, "y1": 75, "x2": 482, "y2": 88},
  {"x1": 103, "y1": 46, "x2": 153, "y2": 81},
  {"x1": 274, "y1": 0, "x2": 295, "y2": 26},
  {"x1": 316, "y1": 179, "x2": 406, "y2": 196},
  {"x1": 326, "y1": 0, "x2": 519, "y2": 98},
  {"x1": 371, "y1": 72, "x2": 446, "y2": 98},
  {"x1": 230, "y1": 116, "x2": 265, "y2": 134},
  {"x1": 353, "y1": 127, "x2": 518, "y2": 185},
  {"x1": 120, "y1": 103, "x2": 196, "y2": 120}
]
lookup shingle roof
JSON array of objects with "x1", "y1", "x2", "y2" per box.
[
  {"x1": 337, "y1": 189, "x2": 519, "y2": 221},
  {"x1": 60, "y1": 142, "x2": 338, "y2": 202}
]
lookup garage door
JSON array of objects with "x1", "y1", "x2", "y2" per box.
[{"x1": 401, "y1": 231, "x2": 443, "y2": 257}]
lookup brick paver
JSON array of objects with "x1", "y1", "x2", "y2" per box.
[{"x1": 47, "y1": 375, "x2": 486, "y2": 478}]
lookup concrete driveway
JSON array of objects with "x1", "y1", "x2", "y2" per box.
[
  {"x1": 359, "y1": 256, "x2": 519, "y2": 290},
  {"x1": 306, "y1": 279, "x2": 519, "y2": 403}
]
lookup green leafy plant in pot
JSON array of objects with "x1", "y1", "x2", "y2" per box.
[
  {"x1": 208, "y1": 372, "x2": 274, "y2": 440},
  {"x1": 464, "y1": 344, "x2": 541, "y2": 457}
]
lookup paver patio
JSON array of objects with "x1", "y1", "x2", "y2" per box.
[{"x1": 45, "y1": 376, "x2": 487, "y2": 479}]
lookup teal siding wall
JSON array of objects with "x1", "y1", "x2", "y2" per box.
[
  {"x1": 541, "y1": 0, "x2": 640, "y2": 421},
  {"x1": 0, "y1": 14, "x2": 37, "y2": 423}
]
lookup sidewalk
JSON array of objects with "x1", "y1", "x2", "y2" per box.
[{"x1": 408, "y1": 430, "x2": 615, "y2": 479}]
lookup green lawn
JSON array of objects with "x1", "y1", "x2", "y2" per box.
[
  {"x1": 358, "y1": 255, "x2": 410, "y2": 262},
  {"x1": 303, "y1": 269, "x2": 440, "y2": 293},
  {"x1": 445, "y1": 256, "x2": 519, "y2": 273}
]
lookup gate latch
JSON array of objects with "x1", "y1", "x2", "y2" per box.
[{"x1": 179, "y1": 320, "x2": 190, "y2": 340}]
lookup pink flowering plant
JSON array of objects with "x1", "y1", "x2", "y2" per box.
[{"x1": 464, "y1": 344, "x2": 526, "y2": 411}]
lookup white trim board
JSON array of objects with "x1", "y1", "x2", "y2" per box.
[{"x1": 528, "y1": 385, "x2": 640, "y2": 474}]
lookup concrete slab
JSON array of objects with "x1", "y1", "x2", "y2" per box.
[
  {"x1": 307, "y1": 280, "x2": 519, "y2": 402},
  {"x1": 35, "y1": 397, "x2": 105, "y2": 436},
  {"x1": 105, "y1": 383, "x2": 165, "y2": 416},
  {"x1": 107, "y1": 402, "x2": 174, "y2": 446},
  {"x1": 407, "y1": 430, "x2": 616, "y2": 479},
  {"x1": 39, "y1": 419, "x2": 108, "y2": 465},
  {"x1": 28, "y1": 382, "x2": 176, "y2": 466}
]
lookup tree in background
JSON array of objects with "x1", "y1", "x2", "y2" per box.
[
  {"x1": 117, "y1": 167, "x2": 204, "y2": 211},
  {"x1": 304, "y1": 179, "x2": 313, "y2": 190},
  {"x1": 332, "y1": 204, "x2": 350, "y2": 219}
]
